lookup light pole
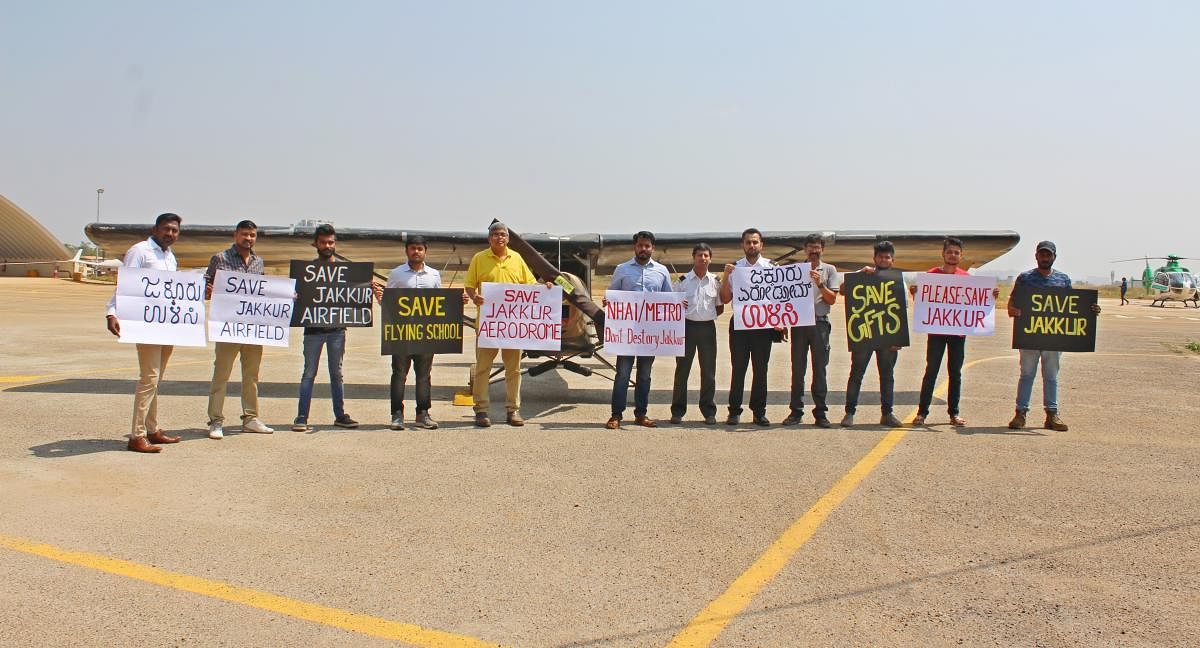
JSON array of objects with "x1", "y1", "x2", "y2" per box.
[{"x1": 95, "y1": 188, "x2": 104, "y2": 223}]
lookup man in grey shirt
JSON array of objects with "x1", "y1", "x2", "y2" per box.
[{"x1": 783, "y1": 233, "x2": 840, "y2": 428}]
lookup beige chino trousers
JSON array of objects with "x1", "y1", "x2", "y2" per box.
[
  {"x1": 472, "y1": 346, "x2": 522, "y2": 414},
  {"x1": 132, "y1": 343, "x2": 173, "y2": 438},
  {"x1": 207, "y1": 342, "x2": 264, "y2": 425}
]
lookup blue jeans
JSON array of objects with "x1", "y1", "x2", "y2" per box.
[
  {"x1": 1016, "y1": 349, "x2": 1061, "y2": 412},
  {"x1": 297, "y1": 330, "x2": 346, "y2": 422},
  {"x1": 612, "y1": 355, "x2": 654, "y2": 419},
  {"x1": 844, "y1": 347, "x2": 898, "y2": 415}
]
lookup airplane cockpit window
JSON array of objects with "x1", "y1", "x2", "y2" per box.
[
  {"x1": 1154, "y1": 273, "x2": 1169, "y2": 286},
  {"x1": 1168, "y1": 272, "x2": 1189, "y2": 288}
]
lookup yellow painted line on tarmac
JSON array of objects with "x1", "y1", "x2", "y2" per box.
[
  {"x1": 0, "y1": 534, "x2": 502, "y2": 647},
  {"x1": 667, "y1": 354, "x2": 1010, "y2": 648},
  {"x1": 0, "y1": 375, "x2": 46, "y2": 383}
]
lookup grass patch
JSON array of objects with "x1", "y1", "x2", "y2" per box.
[{"x1": 1185, "y1": 340, "x2": 1200, "y2": 354}]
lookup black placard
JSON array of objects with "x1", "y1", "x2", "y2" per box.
[
  {"x1": 842, "y1": 269, "x2": 909, "y2": 351},
  {"x1": 380, "y1": 288, "x2": 464, "y2": 355},
  {"x1": 289, "y1": 260, "x2": 375, "y2": 327},
  {"x1": 1011, "y1": 287, "x2": 1097, "y2": 352}
]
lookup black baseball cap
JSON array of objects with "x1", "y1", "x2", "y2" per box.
[{"x1": 1036, "y1": 240, "x2": 1056, "y2": 254}]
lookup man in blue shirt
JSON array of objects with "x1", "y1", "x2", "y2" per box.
[
  {"x1": 604, "y1": 231, "x2": 673, "y2": 429},
  {"x1": 1006, "y1": 240, "x2": 1101, "y2": 431}
]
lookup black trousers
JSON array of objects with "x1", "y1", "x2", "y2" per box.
[
  {"x1": 789, "y1": 319, "x2": 832, "y2": 417},
  {"x1": 727, "y1": 325, "x2": 773, "y2": 416},
  {"x1": 390, "y1": 353, "x2": 434, "y2": 416},
  {"x1": 671, "y1": 320, "x2": 718, "y2": 418},
  {"x1": 917, "y1": 334, "x2": 966, "y2": 417},
  {"x1": 845, "y1": 347, "x2": 898, "y2": 415}
]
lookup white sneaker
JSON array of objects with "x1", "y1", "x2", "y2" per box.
[
  {"x1": 242, "y1": 418, "x2": 274, "y2": 434},
  {"x1": 208, "y1": 423, "x2": 224, "y2": 439}
]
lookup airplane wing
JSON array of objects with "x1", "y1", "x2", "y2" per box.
[{"x1": 85, "y1": 223, "x2": 1019, "y2": 277}]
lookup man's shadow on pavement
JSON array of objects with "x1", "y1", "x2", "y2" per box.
[{"x1": 29, "y1": 429, "x2": 211, "y2": 458}]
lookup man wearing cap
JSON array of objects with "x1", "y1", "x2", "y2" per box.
[{"x1": 1006, "y1": 240, "x2": 1101, "y2": 431}]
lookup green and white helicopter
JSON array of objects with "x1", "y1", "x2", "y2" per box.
[{"x1": 1112, "y1": 255, "x2": 1199, "y2": 307}]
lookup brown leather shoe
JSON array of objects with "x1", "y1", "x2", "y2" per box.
[
  {"x1": 605, "y1": 416, "x2": 621, "y2": 430},
  {"x1": 635, "y1": 416, "x2": 657, "y2": 428},
  {"x1": 147, "y1": 430, "x2": 181, "y2": 444},
  {"x1": 1044, "y1": 412, "x2": 1069, "y2": 432},
  {"x1": 506, "y1": 411, "x2": 525, "y2": 427},
  {"x1": 127, "y1": 436, "x2": 162, "y2": 453},
  {"x1": 1008, "y1": 410, "x2": 1026, "y2": 430}
]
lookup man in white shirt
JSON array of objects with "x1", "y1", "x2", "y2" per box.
[
  {"x1": 104, "y1": 213, "x2": 185, "y2": 453},
  {"x1": 383, "y1": 236, "x2": 467, "y2": 430},
  {"x1": 719, "y1": 228, "x2": 777, "y2": 426},
  {"x1": 670, "y1": 243, "x2": 723, "y2": 425}
]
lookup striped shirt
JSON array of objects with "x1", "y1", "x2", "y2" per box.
[{"x1": 205, "y1": 245, "x2": 265, "y2": 286}]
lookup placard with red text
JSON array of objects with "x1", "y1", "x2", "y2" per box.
[
  {"x1": 477, "y1": 283, "x2": 562, "y2": 351},
  {"x1": 912, "y1": 273, "x2": 996, "y2": 336}
]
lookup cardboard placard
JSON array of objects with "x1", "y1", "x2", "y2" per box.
[
  {"x1": 727, "y1": 264, "x2": 816, "y2": 330},
  {"x1": 209, "y1": 270, "x2": 295, "y2": 347},
  {"x1": 912, "y1": 273, "x2": 996, "y2": 336},
  {"x1": 842, "y1": 269, "x2": 909, "y2": 350},
  {"x1": 380, "y1": 288, "x2": 464, "y2": 355},
  {"x1": 476, "y1": 283, "x2": 562, "y2": 351},
  {"x1": 1011, "y1": 287, "x2": 1097, "y2": 352},
  {"x1": 289, "y1": 260, "x2": 374, "y2": 327},
  {"x1": 602, "y1": 290, "x2": 686, "y2": 356},
  {"x1": 114, "y1": 267, "x2": 207, "y2": 346}
]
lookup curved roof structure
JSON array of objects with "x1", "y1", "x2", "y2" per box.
[{"x1": 0, "y1": 194, "x2": 68, "y2": 261}]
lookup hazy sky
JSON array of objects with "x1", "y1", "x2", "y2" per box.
[{"x1": 3, "y1": 1, "x2": 1197, "y2": 277}]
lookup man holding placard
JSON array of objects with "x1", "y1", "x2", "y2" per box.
[
  {"x1": 104, "y1": 213, "x2": 186, "y2": 453},
  {"x1": 382, "y1": 236, "x2": 468, "y2": 430},
  {"x1": 782, "y1": 233, "x2": 840, "y2": 429},
  {"x1": 465, "y1": 222, "x2": 546, "y2": 428},
  {"x1": 602, "y1": 231, "x2": 675, "y2": 429},
  {"x1": 840, "y1": 241, "x2": 907, "y2": 428},
  {"x1": 1006, "y1": 240, "x2": 1101, "y2": 432},
  {"x1": 719, "y1": 228, "x2": 778, "y2": 427},
  {"x1": 909, "y1": 237, "x2": 1000, "y2": 427},
  {"x1": 203, "y1": 220, "x2": 276, "y2": 439},
  {"x1": 291, "y1": 224, "x2": 362, "y2": 432},
  {"x1": 670, "y1": 243, "x2": 723, "y2": 425}
]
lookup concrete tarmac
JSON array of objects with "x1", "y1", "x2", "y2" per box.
[{"x1": 1, "y1": 278, "x2": 1197, "y2": 647}]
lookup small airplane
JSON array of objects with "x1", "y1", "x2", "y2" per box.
[
  {"x1": 1111, "y1": 255, "x2": 1199, "y2": 307},
  {"x1": 0, "y1": 249, "x2": 121, "y2": 276},
  {"x1": 68, "y1": 249, "x2": 123, "y2": 274}
]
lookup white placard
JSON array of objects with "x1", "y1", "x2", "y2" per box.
[
  {"x1": 602, "y1": 290, "x2": 685, "y2": 356},
  {"x1": 912, "y1": 273, "x2": 997, "y2": 336},
  {"x1": 728, "y1": 264, "x2": 816, "y2": 330},
  {"x1": 209, "y1": 270, "x2": 296, "y2": 347},
  {"x1": 477, "y1": 283, "x2": 562, "y2": 351},
  {"x1": 115, "y1": 267, "x2": 207, "y2": 346}
]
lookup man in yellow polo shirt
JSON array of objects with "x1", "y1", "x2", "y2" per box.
[{"x1": 464, "y1": 222, "x2": 546, "y2": 427}]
